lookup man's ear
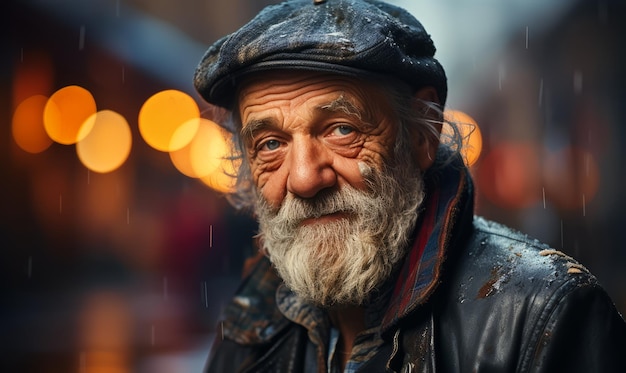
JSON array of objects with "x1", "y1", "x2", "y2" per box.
[{"x1": 411, "y1": 86, "x2": 443, "y2": 171}]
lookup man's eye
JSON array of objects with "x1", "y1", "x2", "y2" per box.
[
  {"x1": 261, "y1": 139, "x2": 281, "y2": 151},
  {"x1": 332, "y1": 125, "x2": 354, "y2": 136}
]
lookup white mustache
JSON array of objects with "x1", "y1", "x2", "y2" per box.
[
  {"x1": 273, "y1": 189, "x2": 363, "y2": 225},
  {"x1": 263, "y1": 161, "x2": 375, "y2": 225}
]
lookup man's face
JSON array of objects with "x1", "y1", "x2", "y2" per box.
[
  {"x1": 238, "y1": 71, "x2": 398, "y2": 208},
  {"x1": 238, "y1": 71, "x2": 425, "y2": 307}
]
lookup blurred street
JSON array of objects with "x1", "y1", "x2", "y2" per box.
[{"x1": 3, "y1": 0, "x2": 625, "y2": 371}]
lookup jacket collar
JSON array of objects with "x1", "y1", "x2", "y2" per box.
[{"x1": 380, "y1": 153, "x2": 474, "y2": 335}]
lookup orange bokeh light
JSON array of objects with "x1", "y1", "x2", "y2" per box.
[
  {"x1": 170, "y1": 118, "x2": 228, "y2": 177},
  {"x1": 12, "y1": 95, "x2": 53, "y2": 153},
  {"x1": 138, "y1": 90, "x2": 200, "y2": 152},
  {"x1": 78, "y1": 291, "x2": 132, "y2": 373},
  {"x1": 200, "y1": 156, "x2": 241, "y2": 194},
  {"x1": 477, "y1": 142, "x2": 542, "y2": 209},
  {"x1": 12, "y1": 50, "x2": 54, "y2": 108},
  {"x1": 76, "y1": 110, "x2": 132, "y2": 173},
  {"x1": 543, "y1": 147, "x2": 600, "y2": 211},
  {"x1": 443, "y1": 110, "x2": 483, "y2": 167},
  {"x1": 44, "y1": 85, "x2": 97, "y2": 144}
]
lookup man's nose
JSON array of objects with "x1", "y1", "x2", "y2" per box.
[{"x1": 286, "y1": 138, "x2": 337, "y2": 199}]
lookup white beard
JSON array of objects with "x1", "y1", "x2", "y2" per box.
[{"x1": 256, "y1": 154, "x2": 425, "y2": 308}]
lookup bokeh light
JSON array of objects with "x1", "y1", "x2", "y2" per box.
[
  {"x1": 543, "y1": 146, "x2": 599, "y2": 211},
  {"x1": 477, "y1": 142, "x2": 542, "y2": 209},
  {"x1": 78, "y1": 291, "x2": 132, "y2": 373},
  {"x1": 200, "y1": 156, "x2": 241, "y2": 194},
  {"x1": 169, "y1": 118, "x2": 228, "y2": 177},
  {"x1": 12, "y1": 49, "x2": 54, "y2": 108},
  {"x1": 76, "y1": 110, "x2": 132, "y2": 173},
  {"x1": 443, "y1": 110, "x2": 483, "y2": 166},
  {"x1": 138, "y1": 90, "x2": 200, "y2": 152},
  {"x1": 44, "y1": 85, "x2": 97, "y2": 144},
  {"x1": 12, "y1": 95, "x2": 53, "y2": 153}
]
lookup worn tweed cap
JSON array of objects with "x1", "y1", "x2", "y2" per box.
[{"x1": 194, "y1": 0, "x2": 447, "y2": 110}]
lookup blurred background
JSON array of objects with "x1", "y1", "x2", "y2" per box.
[{"x1": 3, "y1": 0, "x2": 625, "y2": 371}]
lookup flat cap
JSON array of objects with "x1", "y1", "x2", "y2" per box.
[{"x1": 194, "y1": 0, "x2": 447, "y2": 110}]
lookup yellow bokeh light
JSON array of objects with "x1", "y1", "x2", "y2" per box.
[
  {"x1": 169, "y1": 142, "x2": 196, "y2": 178},
  {"x1": 169, "y1": 118, "x2": 229, "y2": 178},
  {"x1": 76, "y1": 110, "x2": 132, "y2": 173},
  {"x1": 12, "y1": 95, "x2": 53, "y2": 153},
  {"x1": 169, "y1": 117, "x2": 201, "y2": 154},
  {"x1": 138, "y1": 89, "x2": 200, "y2": 152},
  {"x1": 200, "y1": 157, "x2": 241, "y2": 194},
  {"x1": 44, "y1": 85, "x2": 97, "y2": 144},
  {"x1": 442, "y1": 110, "x2": 483, "y2": 166}
]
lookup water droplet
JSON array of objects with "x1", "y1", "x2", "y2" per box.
[
  {"x1": 79, "y1": 25, "x2": 86, "y2": 50},
  {"x1": 573, "y1": 70, "x2": 583, "y2": 94},
  {"x1": 538, "y1": 78, "x2": 544, "y2": 107},
  {"x1": 163, "y1": 277, "x2": 168, "y2": 301}
]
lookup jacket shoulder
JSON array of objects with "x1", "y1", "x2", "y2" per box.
[
  {"x1": 457, "y1": 216, "x2": 604, "y2": 315},
  {"x1": 468, "y1": 216, "x2": 596, "y2": 288},
  {"x1": 433, "y1": 216, "x2": 626, "y2": 372}
]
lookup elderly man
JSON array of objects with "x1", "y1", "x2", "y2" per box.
[{"x1": 194, "y1": 0, "x2": 626, "y2": 371}]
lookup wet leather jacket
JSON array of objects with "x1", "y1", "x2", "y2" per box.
[{"x1": 206, "y1": 159, "x2": 626, "y2": 373}]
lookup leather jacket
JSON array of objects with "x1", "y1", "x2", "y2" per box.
[{"x1": 205, "y1": 158, "x2": 626, "y2": 372}]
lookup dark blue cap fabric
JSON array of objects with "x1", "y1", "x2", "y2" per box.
[{"x1": 194, "y1": 0, "x2": 447, "y2": 110}]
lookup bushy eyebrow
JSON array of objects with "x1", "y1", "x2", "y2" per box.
[
  {"x1": 240, "y1": 118, "x2": 276, "y2": 147},
  {"x1": 318, "y1": 94, "x2": 377, "y2": 132},
  {"x1": 317, "y1": 94, "x2": 363, "y2": 120}
]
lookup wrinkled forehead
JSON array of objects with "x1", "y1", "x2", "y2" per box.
[{"x1": 235, "y1": 70, "x2": 406, "y2": 126}]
